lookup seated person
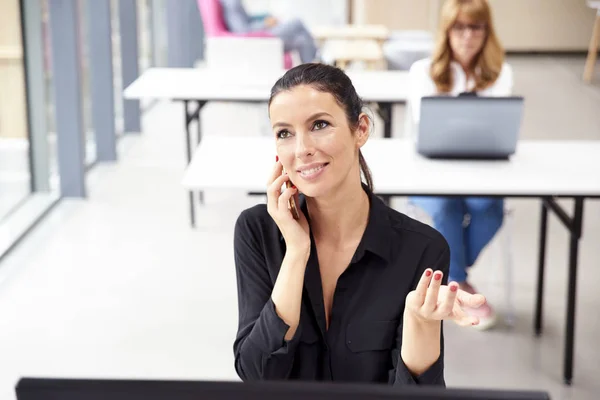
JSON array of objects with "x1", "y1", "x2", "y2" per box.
[
  {"x1": 408, "y1": 0, "x2": 513, "y2": 330},
  {"x1": 219, "y1": 0, "x2": 317, "y2": 64}
]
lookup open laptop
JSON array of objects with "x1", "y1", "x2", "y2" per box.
[
  {"x1": 16, "y1": 377, "x2": 550, "y2": 400},
  {"x1": 416, "y1": 95, "x2": 524, "y2": 160}
]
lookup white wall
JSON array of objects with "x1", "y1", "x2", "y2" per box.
[
  {"x1": 243, "y1": 0, "x2": 347, "y2": 28},
  {"x1": 357, "y1": 0, "x2": 598, "y2": 51}
]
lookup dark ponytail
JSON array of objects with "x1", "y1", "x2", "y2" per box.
[{"x1": 268, "y1": 63, "x2": 374, "y2": 192}]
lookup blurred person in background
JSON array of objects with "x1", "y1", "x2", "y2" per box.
[
  {"x1": 220, "y1": 0, "x2": 318, "y2": 63},
  {"x1": 408, "y1": 0, "x2": 513, "y2": 331}
]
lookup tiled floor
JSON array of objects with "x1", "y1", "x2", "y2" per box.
[{"x1": 0, "y1": 56, "x2": 599, "y2": 400}]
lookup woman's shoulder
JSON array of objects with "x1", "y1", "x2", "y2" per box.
[
  {"x1": 235, "y1": 204, "x2": 271, "y2": 234},
  {"x1": 486, "y1": 60, "x2": 513, "y2": 94},
  {"x1": 499, "y1": 61, "x2": 513, "y2": 79},
  {"x1": 386, "y1": 205, "x2": 449, "y2": 253},
  {"x1": 234, "y1": 204, "x2": 282, "y2": 247},
  {"x1": 408, "y1": 57, "x2": 433, "y2": 76}
]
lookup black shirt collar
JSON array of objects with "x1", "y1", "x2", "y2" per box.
[{"x1": 279, "y1": 183, "x2": 393, "y2": 265}]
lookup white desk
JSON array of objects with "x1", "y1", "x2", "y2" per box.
[
  {"x1": 182, "y1": 137, "x2": 599, "y2": 197},
  {"x1": 124, "y1": 67, "x2": 409, "y2": 227},
  {"x1": 183, "y1": 135, "x2": 600, "y2": 385},
  {"x1": 311, "y1": 24, "x2": 390, "y2": 43},
  {"x1": 310, "y1": 25, "x2": 390, "y2": 69},
  {"x1": 123, "y1": 67, "x2": 407, "y2": 148},
  {"x1": 123, "y1": 67, "x2": 409, "y2": 105},
  {"x1": 324, "y1": 40, "x2": 386, "y2": 70}
]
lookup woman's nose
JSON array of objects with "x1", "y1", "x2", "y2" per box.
[{"x1": 295, "y1": 131, "x2": 316, "y2": 157}]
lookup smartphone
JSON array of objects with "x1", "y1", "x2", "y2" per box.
[
  {"x1": 286, "y1": 180, "x2": 300, "y2": 220},
  {"x1": 283, "y1": 169, "x2": 300, "y2": 220}
]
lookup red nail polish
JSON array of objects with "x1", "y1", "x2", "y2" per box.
[
  {"x1": 292, "y1": 185, "x2": 296, "y2": 189},
  {"x1": 434, "y1": 273, "x2": 442, "y2": 281},
  {"x1": 425, "y1": 270, "x2": 432, "y2": 277},
  {"x1": 276, "y1": 155, "x2": 279, "y2": 162},
  {"x1": 450, "y1": 285, "x2": 457, "y2": 292}
]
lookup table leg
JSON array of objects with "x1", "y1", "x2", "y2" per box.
[
  {"x1": 196, "y1": 100, "x2": 204, "y2": 205},
  {"x1": 534, "y1": 200, "x2": 548, "y2": 335},
  {"x1": 541, "y1": 196, "x2": 585, "y2": 385},
  {"x1": 375, "y1": 102, "x2": 393, "y2": 207},
  {"x1": 563, "y1": 197, "x2": 584, "y2": 385},
  {"x1": 183, "y1": 100, "x2": 206, "y2": 228},
  {"x1": 377, "y1": 102, "x2": 393, "y2": 138},
  {"x1": 583, "y1": 14, "x2": 600, "y2": 83},
  {"x1": 183, "y1": 101, "x2": 195, "y2": 227}
]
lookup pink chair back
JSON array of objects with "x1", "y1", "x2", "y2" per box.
[
  {"x1": 197, "y1": 0, "x2": 294, "y2": 68},
  {"x1": 197, "y1": 0, "x2": 229, "y2": 36}
]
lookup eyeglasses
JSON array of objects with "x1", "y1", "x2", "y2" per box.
[{"x1": 450, "y1": 22, "x2": 487, "y2": 35}]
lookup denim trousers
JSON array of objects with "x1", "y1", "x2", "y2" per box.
[{"x1": 409, "y1": 196, "x2": 504, "y2": 283}]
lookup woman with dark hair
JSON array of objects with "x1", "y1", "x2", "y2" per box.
[{"x1": 232, "y1": 63, "x2": 487, "y2": 386}]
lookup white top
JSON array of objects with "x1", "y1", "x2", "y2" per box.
[
  {"x1": 182, "y1": 136, "x2": 600, "y2": 197},
  {"x1": 123, "y1": 68, "x2": 409, "y2": 103},
  {"x1": 408, "y1": 58, "x2": 514, "y2": 124}
]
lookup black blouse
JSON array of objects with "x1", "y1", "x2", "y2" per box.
[{"x1": 232, "y1": 186, "x2": 450, "y2": 386}]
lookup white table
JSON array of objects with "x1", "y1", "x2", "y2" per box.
[
  {"x1": 311, "y1": 25, "x2": 390, "y2": 69},
  {"x1": 324, "y1": 39, "x2": 386, "y2": 70},
  {"x1": 311, "y1": 24, "x2": 390, "y2": 43},
  {"x1": 124, "y1": 67, "x2": 409, "y2": 226},
  {"x1": 183, "y1": 135, "x2": 600, "y2": 386},
  {"x1": 123, "y1": 68, "x2": 409, "y2": 105}
]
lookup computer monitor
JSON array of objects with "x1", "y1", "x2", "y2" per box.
[
  {"x1": 416, "y1": 96, "x2": 524, "y2": 160},
  {"x1": 16, "y1": 377, "x2": 550, "y2": 400}
]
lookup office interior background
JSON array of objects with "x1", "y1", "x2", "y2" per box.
[{"x1": 0, "y1": 0, "x2": 599, "y2": 399}]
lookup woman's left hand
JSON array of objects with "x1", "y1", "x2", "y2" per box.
[{"x1": 405, "y1": 268, "x2": 487, "y2": 327}]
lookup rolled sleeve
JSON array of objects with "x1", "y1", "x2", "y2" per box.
[
  {"x1": 249, "y1": 298, "x2": 301, "y2": 354},
  {"x1": 394, "y1": 351, "x2": 445, "y2": 386},
  {"x1": 235, "y1": 298, "x2": 303, "y2": 380}
]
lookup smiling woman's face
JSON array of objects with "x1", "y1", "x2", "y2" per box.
[{"x1": 269, "y1": 84, "x2": 368, "y2": 198}]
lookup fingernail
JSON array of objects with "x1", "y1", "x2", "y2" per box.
[
  {"x1": 275, "y1": 155, "x2": 279, "y2": 162},
  {"x1": 425, "y1": 270, "x2": 432, "y2": 277},
  {"x1": 450, "y1": 284, "x2": 457, "y2": 292},
  {"x1": 434, "y1": 273, "x2": 442, "y2": 281}
]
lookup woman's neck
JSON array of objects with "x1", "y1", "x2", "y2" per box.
[
  {"x1": 460, "y1": 63, "x2": 473, "y2": 78},
  {"x1": 306, "y1": 180, "x2": 370, "y2": 247}
]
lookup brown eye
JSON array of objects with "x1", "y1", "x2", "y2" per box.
[
  {"x1": 277, "y1": 130, "x2": 292, "y2": 139},
  {"x1": 313, "y1": 120, "x2": 329, "y2": 130}
]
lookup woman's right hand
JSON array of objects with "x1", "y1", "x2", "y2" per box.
[{"x1": 266, "y1": 160, "x2": 310, "y2": 254}]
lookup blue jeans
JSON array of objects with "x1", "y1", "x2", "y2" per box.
[{"x1": 409, "y1": 197, "x2": 504, "y2": 283}]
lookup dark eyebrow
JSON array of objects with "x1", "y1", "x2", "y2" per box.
[
  {"x1": 272, "y1": 121, "x2": 292, "y2": 130},
  {"x1": 272, "y1": 112, "x2": 333, "y2": 130},
  {"x1": 307, "y1": 112, "x2": 333, "y2": 121}
]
